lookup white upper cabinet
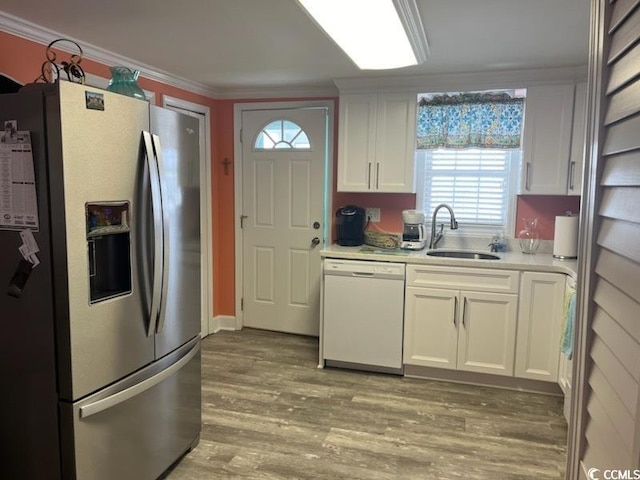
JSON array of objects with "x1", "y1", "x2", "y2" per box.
[
  {"x1": 568, "y1": 82, "x2": 587, "y2": 195},
  {"x1": 337, "y1": 92, "x2": 417, "y2": 193},
  {"x1": 520, "y1": 84, "x2": 575, "y2": 195}
]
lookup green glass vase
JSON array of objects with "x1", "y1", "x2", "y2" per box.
[{"x1": 106, "y1": 66, "x2": 146, "y2": 100}]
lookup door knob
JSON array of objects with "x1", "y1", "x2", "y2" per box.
[{"x1": 311, "y1": 237, "x2": 320, "y2": 247}]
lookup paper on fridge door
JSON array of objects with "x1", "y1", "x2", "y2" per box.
[{"x1": 0, "y1": 128, "x2": 39, "y2": 231}]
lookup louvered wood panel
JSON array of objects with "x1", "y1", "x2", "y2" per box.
[
  {"x1": 592, "y1": 309, "x2": 640, "y2": 379},
  {"x1": 601, "y1": 151, "x2": 640, "y2": 185},
  {"x1": 590, "y1": 336, "x2": 639, "y2": 417},
  {"x1": 590, "y1": 365, "x2": 636, "y2": 449},
  {"x1": 607, "y1": 42, "x2": 640, "y2": 93},
  {"x1": 597, "y1": 218, "x2": 640, "y2": 262},
  {"x1": 608, "y1": 5, "x2": 640, "y2": 62},
  {"x1": 604, "y1": 77, "x2": 640, "y2": 124},
  {"x1": 583, "y1": 443, "x2": 610, "y2": 477},
  {"x1": 593, "y1": 278, "x2": 640, "y2": 341},
  {"x1": 602, "y1": 114, "x2": 640, "y2": 154},
  {"x1": 610, "y1": 0, "x2": 640, "y2": 31},
  {"x1": 585, "y1": 421, "x2": 631, "y2": 469},
  {"x1": 595, "y1": 248, "x2": 640, "y2": 300},
  {"x1": 586, "y1": 394, "x2": 632, "y2": 467},
  {"x1": 599, "y1": 187, "x2": 640, "y2": 222}
]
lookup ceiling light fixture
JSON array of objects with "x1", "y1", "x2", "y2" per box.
[{"x1": 297, "y1": 0, "x2": 429, "y2": 70}]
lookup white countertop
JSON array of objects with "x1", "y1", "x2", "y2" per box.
[{"x1": 321, "y1": 244, "x2": 578, "y2": 277}]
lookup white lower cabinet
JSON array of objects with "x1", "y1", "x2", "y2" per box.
[
  {"x1": 404, "y1": 286, "x2": 458, "y2": 370},
  {"x1": 404, "y1": 265, "x2": 568, "y2": 384},
  {"x1": 457, "y1": 291, "x2": 518, "y2": 376},
  {"x1": 404, "y1": 266, "x2": 519, "y2": 377},
  {"x1": 515, "y1": 272, "x2": 566, "y2": 382}
]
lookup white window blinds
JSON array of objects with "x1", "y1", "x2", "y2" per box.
[{"x1": 417, "y1": 148, "x2": 519, "y2": 227}]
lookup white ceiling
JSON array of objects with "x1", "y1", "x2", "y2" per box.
[{"x1": 0, "y1": 0, "x2": 590, "y2": 96}]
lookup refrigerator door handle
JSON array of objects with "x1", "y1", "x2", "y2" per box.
[
  {"x1": 142, "y1": 131, "x2": 164, "y2": 337},
  {"x1": 78, "y1": 342, "x2": 199, "y2": 419},
  {"x1": 151, "y1": 134, "x2": 171, "y2": 334}
]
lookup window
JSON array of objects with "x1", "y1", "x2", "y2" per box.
[
  {"x1": 415, "y1": 148, "x2": 521, "y2": 235},
  {"x1": 254, "y1": 119, "x2": 310, "y2": 150},
  {"x1": 415, "y1": 89, "x2": 525, "y2": 236}
]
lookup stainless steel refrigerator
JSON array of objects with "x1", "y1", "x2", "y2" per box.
[{"x1": 0, "y1": 80, "x2": 202, "y2": 479}]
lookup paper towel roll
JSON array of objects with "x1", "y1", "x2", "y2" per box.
[{"x1": 554, "y1": 214, "x2": 579, "y2": 259}]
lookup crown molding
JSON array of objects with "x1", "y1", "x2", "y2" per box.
[
  {"x1": 0, "y1": 10, "x2": 338, "y2": 100},
  {"x1": 0, "y1": 10, "x2": 221, "y2": 98},
  {"x1": 394, "y1": 0, "x2": 429, "y2": 64},
  {"x1": 333, "y1": 65, "x2": 589, "y2": 94},
  {"x1": 212, "y1": 84, "x2": 339, "y2": 100}
]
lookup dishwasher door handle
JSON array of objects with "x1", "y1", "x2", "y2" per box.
[{"x1": 351, "y1": 272, "x2": 375, "y2": 277}]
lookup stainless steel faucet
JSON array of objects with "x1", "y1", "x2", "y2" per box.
[{"x1": 429, "y1": 204, "x2": 458, "y2": 249}]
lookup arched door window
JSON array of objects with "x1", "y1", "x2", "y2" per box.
[{"x1": 254, "y1": 119, "x2": 310, "y2": 150}]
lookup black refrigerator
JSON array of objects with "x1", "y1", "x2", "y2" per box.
[{"x1": 0, "y1": 80, "x2": 202, "y2": 479}]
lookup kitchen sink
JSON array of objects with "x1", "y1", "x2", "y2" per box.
[{"x1": 426, "y1": 250, "x2": 500, "y2": 260}]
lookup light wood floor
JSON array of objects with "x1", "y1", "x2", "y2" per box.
[{"x1": 165, "y1": 328, "x2": 567, "y2": 479}]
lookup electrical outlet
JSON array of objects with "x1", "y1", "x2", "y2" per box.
[{"x1": 366, "y1": 208, "x2": 381, "y2": 223}]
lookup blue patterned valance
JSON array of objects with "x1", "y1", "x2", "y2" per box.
[{"x1": 416, "y1": 92, "x2": 525, "y2": 149}]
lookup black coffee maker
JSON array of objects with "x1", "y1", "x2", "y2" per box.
[{"x1": 335, "y1": 205, "x2": 366, "y2": 246}]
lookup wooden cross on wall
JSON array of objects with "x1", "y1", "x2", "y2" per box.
[{"x1": 221, "y1": 157, "x2": 231, "y2": 176}]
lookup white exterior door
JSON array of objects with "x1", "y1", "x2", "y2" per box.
[{"x1": 241, "y1": 108, "x2": 327, "y2": 336}]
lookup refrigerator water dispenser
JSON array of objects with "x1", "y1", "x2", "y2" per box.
[{"x1": 86, "y1": 202, "x2": 132, "y2": 303}]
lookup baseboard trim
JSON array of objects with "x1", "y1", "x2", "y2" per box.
[
  {"x1": 208, "y1": 315, "x2": 237, "y2": 334},
  {"x1": 403, "y1": 364, "x2": 563, "y2": 395}
]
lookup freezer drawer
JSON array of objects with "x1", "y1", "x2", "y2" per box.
[{"x1": 60, "y1": 339, "x2": 201, "y2": 480}]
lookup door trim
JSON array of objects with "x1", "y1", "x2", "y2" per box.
[
  {"x1": 566, "y1": 0, "x2": 605, "y2": 477},
  {"x1": 233, "y1": 100, "x2": 335, "y2": 331},
  {"x1": 162, "y1": 96, "x2": 213, "y2": 337}
]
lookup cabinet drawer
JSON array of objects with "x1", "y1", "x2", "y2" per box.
[{"x1": 406, "y1": 265, "x2": 519, "y2": 293}]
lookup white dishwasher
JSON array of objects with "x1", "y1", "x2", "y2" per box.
[{"x1": 322, "y1": 259, "x2": 405, "y2": 374}]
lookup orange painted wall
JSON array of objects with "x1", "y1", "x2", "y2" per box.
[
  {"x1": 210, "y1": 100, "x2": 235, "y2": 315},
  {"x1": 516, "y1": 195, "x2": 581, "y2": 240}
]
